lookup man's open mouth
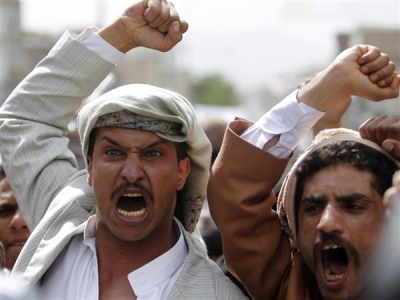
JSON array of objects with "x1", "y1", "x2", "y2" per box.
[
  {"x1": 321, "y1": 244, "x2": 349, "y2": 282},
  {"x1": 117, "y1": 192, "x2": 146, "y2": 217}
]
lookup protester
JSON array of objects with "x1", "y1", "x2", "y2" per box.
[
  {"x1": 0, "y1": 164, "x2": 30, "y2": 272},
  {"x1": 199, "y1": 117, "x2": 228, "y2": 166},
  {"x1": 208, "y1": 45, "x2": 400, "y2": 300},
  {"x1": 0, "y1": 1, "x2": 246, "y2": 299},
  {"x1": 368, "y1": 171, "x2": 400, "y2": 300},
  {"x1": 360, "y1": 115, "x2": 400, "y2": 299}
]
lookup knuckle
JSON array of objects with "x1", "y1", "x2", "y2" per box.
[
  {"x1": 389, "y1": 61, "x2": 396, "y2": 70},
  {"x1": 381, "y1": 53, "x2": 390, "y2": 62}
]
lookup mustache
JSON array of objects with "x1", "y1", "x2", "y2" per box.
[
  {"x1": 110, "y1": 181, "x2": 153, "y2": 202},
  {"x1": 313, "y1": 232, "x2": 360, "y2": 268}
]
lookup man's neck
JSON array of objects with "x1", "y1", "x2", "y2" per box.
[
  {"x1": 96, "y1": 224, "x2": 179, "y2": 273},
  {"x1": 95, "y1": 221, "x2": 179, "y2": 299}
]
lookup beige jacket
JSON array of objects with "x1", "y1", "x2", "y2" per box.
[{"x1": 208, "y1": 118, "x2": 322, "y2": 300}]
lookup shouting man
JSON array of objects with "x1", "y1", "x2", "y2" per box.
[
  {"x1": 0, "y1": 1, "x2": 246, "y2": 299},
  {"x1": 208, "y1": 45, "x2": 400, "y2": 300}
]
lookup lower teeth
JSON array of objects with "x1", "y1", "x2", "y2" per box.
[
  {"x1": 118, "y1": 207, "x2": 146, "y2": 217},
  {"x1": 324, "y1": 268, "x2": 344, "y2": 281}
]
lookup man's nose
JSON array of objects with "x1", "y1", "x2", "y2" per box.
[
  {"x1": 120, "y1": 158, "x2": 145, "y2": 182},
  {"x1": 10, "y1": 209, "x2": 28, "y2": 231},
  {"x1": 316, "y1": 204, "x2": 344, "y2": 235}
]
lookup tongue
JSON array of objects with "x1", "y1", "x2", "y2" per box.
[{"x1": 329, "y1": 261, "x2": 347, "y2": 275}]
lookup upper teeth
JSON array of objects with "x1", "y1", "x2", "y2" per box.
[
  {"x1": 323, "y1": 244, "x2": 341, "y2": 250},
  {"x1": 123, "y1": 193, "x2": 142, "y2": 197}
]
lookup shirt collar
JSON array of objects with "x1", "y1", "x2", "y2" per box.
[
  {"x1": 127, "y1": 218, "x2": 188, "y2": 294},
  {"x1": 81, "y1": 215, "x2": 189, "y2": 294}
]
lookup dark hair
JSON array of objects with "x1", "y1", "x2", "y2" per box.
[
  {"x1": 87, "y1": 128, "x2": 98, "y2": 159},
  {"x1": 0, "y1": 164, "x2": 6, "y2": 182},
  {"x1": 294, "y1": 141, "x2": 399, "y2": 231}
]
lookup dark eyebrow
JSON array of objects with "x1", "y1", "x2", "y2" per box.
[
  {"x1": 300, "y1": 193, "x2": 374, "y2": 208},
  {"x1": 299, "y1": 196, "x2": 325, "y2": 208},
  {"x1": 336, "y1": 193, "x2": 374, "y2": 204},
  {"x1": 101, "y1": 136, "x2": 120, "y2": 147},
  {"x1": 101, "y1": 135, "x2": 170, "y2": 150}
]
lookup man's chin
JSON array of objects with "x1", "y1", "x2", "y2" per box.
[{"x1": 317, "y1": 275, "x2": 370, "y2": 300}]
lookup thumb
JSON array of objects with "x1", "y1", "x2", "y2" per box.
[{"x1": 382, "y1": 139, "x2": 400, "y2": 161}]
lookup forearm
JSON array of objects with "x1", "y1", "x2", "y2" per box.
[
  {"x1": 2, "y1": 31, "x2": 114, "y2": 130},
  {"x1": 297, "y1": 66, "x2": 350, "y2": 112},
  {"x1": 0, "y1": 31, "x2": 114, "y2": 229}
]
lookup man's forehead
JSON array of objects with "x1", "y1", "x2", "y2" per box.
[
  {"x1": 301, "y1": 165, "x2": 376, "y2": 194},
  {"x1": 302, "y1": 163, "x2": 374, "y2": 181}
]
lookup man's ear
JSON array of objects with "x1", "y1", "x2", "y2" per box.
[
  {"x1": 176, "y1": 157, "x2": 190, "y2": 191},
  {"x1": 86, "y1": 156, "x2": 93, "y2": 187}
]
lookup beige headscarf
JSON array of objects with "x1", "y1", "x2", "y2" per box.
[
  {"x1": 277, "y1": 128, "x2": 400, "y2": 249},
  {"x1": 77, "y1": 84, "x2": 212, "y2": 233}
]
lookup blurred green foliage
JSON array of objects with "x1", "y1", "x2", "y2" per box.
[{"x1": 189, "y1": 74, "x2": 240, "y2": 106}]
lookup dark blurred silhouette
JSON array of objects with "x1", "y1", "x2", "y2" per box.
[
  {"x1": 199, "y1": 116, "x2": 251, "y2": 299},
  {"x1": 199, "y1": 117, "x2": 228, "y2": 165}
]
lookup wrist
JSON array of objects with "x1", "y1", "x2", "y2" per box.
[
  {"x1": 298, "y1": 66, "x2": 350, "y2": 112},
  {"x1": 98, "y1": 18, "x2": 137, "y2": 53}
]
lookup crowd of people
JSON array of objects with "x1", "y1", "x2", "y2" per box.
[{"x1": 0, "y1": 1, "x2": 399, "y2": 299}]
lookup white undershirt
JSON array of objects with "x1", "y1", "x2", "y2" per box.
[{"x1": 39, "y1": 216, "x2": 188, "y2": 300}]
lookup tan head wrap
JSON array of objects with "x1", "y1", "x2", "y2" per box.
[
  {"x1": 77, "y1": 84, "x2": 212, "y2": 233},
  {"x1": 277, "y1": 128, "x2": 400, "y2": 249}
]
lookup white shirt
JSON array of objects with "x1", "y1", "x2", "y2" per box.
[{"x1": 39, "y1": 216, "x2": 188, "y2": 300}]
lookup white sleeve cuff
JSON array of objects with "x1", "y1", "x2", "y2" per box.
[
  {"x1": 75, "y1": 27, "x2": 125, "y2": 65},
  {"x1": 241, "y1": 90, "x2": 324, "y2": 157}
]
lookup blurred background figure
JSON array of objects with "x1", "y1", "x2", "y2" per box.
[
  {"x1": 197, "y1": 117, "x2": 228, "y2": 234},
  {"x1": 198, "y1": 116, "x2": 252, "y2": 298},
  {"x1": 197, "y1": 116, "x2": 228, "y2": 234},
  {"x1": 368, "y1": 173, "x2": 400, "y2": 300},
  {"x1": 201, "y1": 228, "x2": 223, "y2": 263},
  {"x1": 199, "y1": 117, "x2": 228, "y2": 165},
  {"x1": 0, "y1": 163, "x2": 30, "y2": 272}
]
